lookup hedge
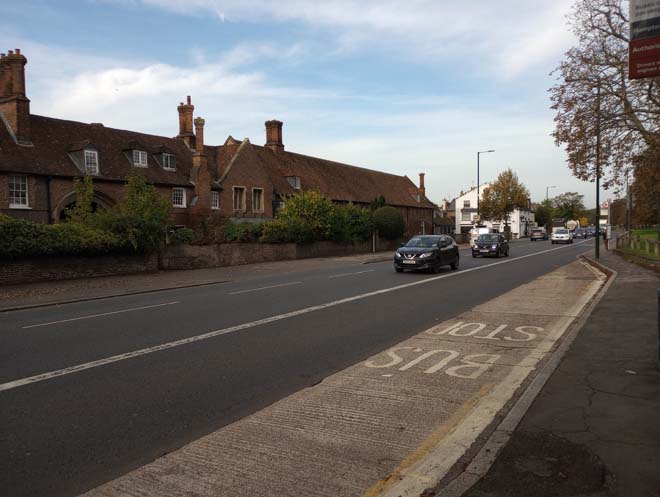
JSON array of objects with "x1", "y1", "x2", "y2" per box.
[{"x1": 0, "y1": 215, "x2": 123, "y2": 259}]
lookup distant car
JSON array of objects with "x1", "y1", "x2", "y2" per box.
[
  {"x1": 551, "y1": 228, "x2": 573, "y2": 244},
  {"x1": 472, "y1": 233, "x2": 509, "y2": 258},
  {"x1": 530, "y1": 228, "x2": 548, "y2": 241},
  {"x1": 573, "y1": 228, "x2": 587, "y2": 239},
  {"x1": 394, "y1": 235, "x2": 460, "y2": 273},
  {"x1": 585, "y1": 227, "x2": 596, "y2": 237},
  {"x1": 469, "y1": 226, "x2": 498, "y2": 247}
]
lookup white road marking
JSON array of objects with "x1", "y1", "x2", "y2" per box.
[
  {"x1": 228, "y1": 281, "x2": 302, "y2": 295},
  {"x1": 0, "y1": 240, "x2": 588, "y2": 393},
  {"x1": 21, "y1": 302, "x2": 181, "y2": 329},
  {"x1": 328, "y1": 269, "x2": 375, "y2": 279}
]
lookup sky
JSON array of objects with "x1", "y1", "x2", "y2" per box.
[{"x1": 0, "y1": 0, "x2": 608, "y2": 208}]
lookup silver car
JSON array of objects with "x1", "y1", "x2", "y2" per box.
[{"x1": 551, "y1": 229, "x2": 573, "y2": 244}]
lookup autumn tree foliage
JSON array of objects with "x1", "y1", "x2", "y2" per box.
[
  {"x1": 480, "y1": 169, "x2": 530, "y2": 233},
  {"x1": 631, "y1": 149, "x2": 660, "y2": 231},
  {"x1": 550, "y1": 0, "x2": 660, "y2": 190}
]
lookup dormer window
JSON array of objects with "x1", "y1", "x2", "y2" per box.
[
  {"x1": 84, "y1": 150, "x2": 99, "y2": 174},
  {"x1": 162, "y1": 153, "x2": 176, "y2": 170},
  {"x1": 286, "y1": 176, "x2": 301, "y2": 189},
  {"x1": 133, "y1": 150, "x2": 148, "y2": 167}
]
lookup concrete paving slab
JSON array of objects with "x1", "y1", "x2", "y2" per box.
[{"x1": 80, "y1": 260, "x2": 604, "y2": 497}]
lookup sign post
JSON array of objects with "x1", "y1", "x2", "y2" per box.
[{"x1": 629, "y1": 0, "x2": 660, "y2": 79}]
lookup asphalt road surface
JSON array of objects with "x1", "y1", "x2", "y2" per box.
[{"x1": 0, "y1": 238, "x2": 592, "y2": 497}]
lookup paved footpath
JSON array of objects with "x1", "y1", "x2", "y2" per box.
[
  {"x1": 454, "y1": 252, "x2": 660, "y2": 497},
  {"x1": 80, "y1": 258, "x2": 603, "y2": 497}
]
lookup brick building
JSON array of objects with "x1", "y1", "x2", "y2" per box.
[{"x1": 0, "y1": 49, "x2": 435, "y2": 235}]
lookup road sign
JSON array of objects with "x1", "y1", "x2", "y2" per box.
[{"x1": 629, "y1": 0, "x2": 660, "y2": 79}]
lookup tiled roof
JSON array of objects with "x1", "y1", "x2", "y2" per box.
[
  {"x1": 231, "y1": 143, "x2": 435, "y2": 209},
  {"x1": 0, "y1": 113, "x2": 437, "y2": 209},
  {"x1": 0, "y1": 115, "x2": 194, "y2": 186}
]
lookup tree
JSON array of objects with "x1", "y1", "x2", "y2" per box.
[
  {"x1": 631, "y1": 148, "x2": 660, "y2": 235},
  {"x1": 276, "y1": 190, "x2": 336, "y2": 241},
  {"x1": 479, "y1": 169, "x2": 530, "y2": 235},
  {"x1": 552, "y1": 192, "x2": 586, "y2": 221},
  {"x1": 373, "y1": 206, "x2": 405, "y2": 240},
  {"x1": 550, "y1": 0, "x2": 660, "y2": 190},
  {"x1": 93, "y1": 172, "x2": 170, "y2": 252},
  {"x1": 533, "y1": 199, "x2": 554, "y2": 228},
  {"x1": 65, "y1": 175, "x2": 95, "y2": 224}
]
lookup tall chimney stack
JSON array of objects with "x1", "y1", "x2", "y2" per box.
[
  {"x1": 177, "y1": 95, "x2": 195, "y2": 148},
  {"x1": 0, "y1": 48, "x2": 31, "y2": 144},
  {"x1": 194, "y1": 117, "x2": 205, "y2": 154},
  {"x1": 265, "y1": 120, "x2": 284, "y2": 153},
  {"x1": 419, "y1": 173, "x2": 426, "y2": 197}
]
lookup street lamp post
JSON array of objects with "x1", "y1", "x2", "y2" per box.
[
  {"x1": 477, "y1": 149, "x2": 495, "y2": 217},
  {"x1": 546, "y1": 185, "x2": 556, "y2": 202},
  {"x1": 595, "y1": 84, "x2": 601, "y2": 259}
]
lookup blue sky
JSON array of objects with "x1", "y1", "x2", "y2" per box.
[{"x1": 1, "y1": 0, "x2": 609, "y2": 207}]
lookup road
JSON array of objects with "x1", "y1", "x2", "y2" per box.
[{"x1": 0, "y1": 238, "x2": 592, "y2": 497}]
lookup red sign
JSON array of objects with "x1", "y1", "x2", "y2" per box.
[
  {"x1": 629, "y1": 38, "x2": 660, "y2": 78},
  {"x1": 629, "y1": 0, "x2": 660, "y2": 79}
]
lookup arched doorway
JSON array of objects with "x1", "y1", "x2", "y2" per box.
[{"x1": 53, "y1": 190, "x2": 115, "y2": 221}]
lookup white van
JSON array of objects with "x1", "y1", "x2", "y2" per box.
[{"x1": 469, "y1": 227, "x2": 498, "y2": 247}]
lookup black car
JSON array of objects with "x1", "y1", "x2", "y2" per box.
[
  {"x1": 394, "y1": 235, "x2": 459, "y2": 273},
  {"x1": 573, "y1": 228, "x2": 587, "y2": 238},
  {"x1": 472, "y1": 233, "x2": 509, "y2": 258}
]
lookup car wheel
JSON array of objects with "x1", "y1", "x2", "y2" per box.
[
  {"x1": 395, "y1": 267, "x2": 403, "y2": 273},
  {"x1": 472, "y1": 253, "x2": 477, "y2": 258},
  {"x1": 450, "y1": 256, "x2": 459, "y2": 270}
]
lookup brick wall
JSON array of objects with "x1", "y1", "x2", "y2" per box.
[
  {"x1": 160, "y1": 238, "x2": 400, "y2": 270},
  {"x1": 0, "y1": 253, "x2": 158, "y2": 286}
]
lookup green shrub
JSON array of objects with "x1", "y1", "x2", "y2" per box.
[
  {"x1": 373, "y1": 206, "x2": 405, "y2": 240},
  {"x1": 277, "y1": 191, "x2": 336, "y2": 241},
  {"x1": 0, "y1": 215, "x2": 122, "y2": 259},
  {"x1": 169, "y1": 227, "x2": 196, "y2": 245},
  {"x1": 332, "y1": 203, "x2": 374, "y2": 241},
  {"x1": 194, "y1": 213, "x2": 227, "y2": 244},
  {"x1": 92, "y1": 172, "x2": 170, "y2": 252},
  {"x1": 223, "y1": 222, "x2": 264, "y2": 243},
  {"x1": 260, "y1": 218, "x2": 316, "y2": 244}
]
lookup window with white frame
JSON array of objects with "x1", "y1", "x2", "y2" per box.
[
  {"x1": 84, "y1": 150, "x2": 99, "y2": 174},
  {"x1": 172, "y1": 187, "x2": 186, "y2": 208},
  {"x1": 286, "y1": 176, "x2": 301, "y2": 189},
  {"x1": 463, "y1": 200, "x2": 470, "y2": 208},
  {"x1": 211, "y1": 190, "x2": 219, "y2": 210},
  {"x1": 233, "y1": 186, "x2": 246, "y2": 211},
  {"x1": 133, "y1": 150, "x2": 148, "y2": 167},
  {"x1": 461, "y1": 211, "x2": 471, "y2": 222},
  {"x1": 162, "y1": 153, "x2": 176, "y2": 170},
  {"x1": 8, "y1": 175, "x2": 28, "y2": 208},
  {"x1": 252, "y1": 188, "x2": 264, "y2": 212}
]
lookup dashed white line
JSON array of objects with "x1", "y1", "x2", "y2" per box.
[
  {"x1": 229, "y1": 281, "x2": 302, "y2": 295},
  {"x1": 328, "y1": 269, "x2": 375, "y2": 279},
  {"x1": 1, "y1": 240, "x2": 588, "y2": 393},
  {"x1": 21, "y1": 301, "x2": 181, "y2": 329}
]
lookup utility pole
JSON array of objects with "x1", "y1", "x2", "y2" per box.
[
  {"x1": 595, "y1": 84, "x2": 601, "y2": 259},
  {"x1": 476, "y1": 149, "x2": 495, "y2": 217},
  {"x1": 546, "y1": 185, "x2": 556, "y2": 202}
]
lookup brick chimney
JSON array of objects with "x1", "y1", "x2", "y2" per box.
[
  {"x1": 265, "y1": 119, "x2": 284, "y2": 153},
  {"x1": 0, "y1": 49, "x2": 31, "y2": 144},
  {"x1": 419, "y1": 173, "x2": 426, "y2": 197},
  {"x1": 190, "y1": 115, "x2": 211, "y2": 220},
  {"x1": 177, "y1": 95, "x2": 195, "y2": 148},
  {"x1": 194, "y1": 117, "x2": 205, "y2": 154}
]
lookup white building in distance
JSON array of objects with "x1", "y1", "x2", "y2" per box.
[{"x1": 454, "y1": 184, "x2": 535, "y2": 238}]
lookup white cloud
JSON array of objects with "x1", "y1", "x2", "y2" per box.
[{"x1": 102, "y1": 0, "x2": 576, "y2": 78}]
